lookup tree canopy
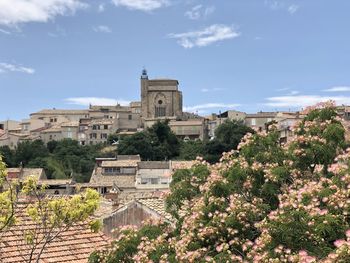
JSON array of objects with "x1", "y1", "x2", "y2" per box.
[
  {"x1": 117, "y1": 120, "x2": 180, "y2": 160},
  {"x1": 90, "y1": 102, "x2": 350, "y2": 262},
  {"x1": 0, "y1": 139, "x2": 107, "y2": 182}
]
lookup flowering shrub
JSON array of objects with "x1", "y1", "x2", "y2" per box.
[{"x1": 90, "y1": 102, "x2": 350, "y2": 262}]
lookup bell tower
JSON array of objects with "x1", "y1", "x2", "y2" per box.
[{"x1": 140, "y1": 68, "x2": 148, "y2": 120}]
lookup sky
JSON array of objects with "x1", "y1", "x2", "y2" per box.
[{"x1": 1, "y1": 0, "x2": 350, "y2": 120}]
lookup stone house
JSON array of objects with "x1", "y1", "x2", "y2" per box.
[
  {"x1": 245, "y1": 112, "x2": 278, "y2": 131},
  {"x1": 102, "y1": 197, "x2": 172, "y2": 237},
  {"x1": 169, "y1": 119, "x2": 208, "y2": 141}
]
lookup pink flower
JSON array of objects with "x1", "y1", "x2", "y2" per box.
[
  {"x1": 346, "y1": 229, "x2": 350, "y2": 238},
  {"x1": 334, "y1": 239, "x2": 346, "y2": 248}
]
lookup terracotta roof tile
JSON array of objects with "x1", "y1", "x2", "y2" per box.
[{"x1": 0, "y1": 201, "x2": 110, "y2": 263}]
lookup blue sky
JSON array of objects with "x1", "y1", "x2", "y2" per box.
[{"x1": 1, "y1": 0, "x2": 350, "y2": 120}]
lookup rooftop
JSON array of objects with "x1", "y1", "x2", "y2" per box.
[
  {"x1": 31, "y1": 109, "x2": 89, "y2": 116},
  {"x1": 0, "y1": 202, "x2": 110, "y2": 263},
  {"x1": 136, "y1": 198, "x2": 173, "y2": 222}
]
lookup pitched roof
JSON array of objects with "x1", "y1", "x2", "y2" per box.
[
  {"x1": 246, "y1": 112, "x2": 277, "y2": 118},
  {"x1": 136, "y1": 198, "x2": 173, "y2": 222},
  {"x1": 0, "y1": 202, "x2": 110, "y2": 263},
  {"x1": 31, "y1": 109, "x2": 88, "y2": 116},
  {"x1": 138, "y1": 161, "x2": 170, "y2": 169},
  {"x1": 38, "y1": 179, "x2": 72, "y2": 186},
  {"x1": 89, "y1": 167, "x2": 135, "y2": 188},
  {"x1": 169, "y1": 120, "x2": 204, "y2": 126},
  {"x1": 89, "y1": 119, "x2": 114, "y2": 125},
  {"x1": 7, "y1": 168, "x2": 46, "y2": 181},
  {"x1": 61, "y1": 121, "x2": 79, "y2": 127},
  {"x1": 101, "y1": 160, "x2": 138, "y2": 167}
]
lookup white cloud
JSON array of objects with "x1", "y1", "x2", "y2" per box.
[
  {"x1": 98, "y1": 3, "x2": 105, "y2": 12},
  {"x1": 265, "y1": 1, "x2": 299, "y2": 15},
  {"x1": 0, "y1": 62, "x2": 35, "y2": 74},
  {"x1": 111, "y1": 0, "x2": 169, "y2": 12},
  {"x1": 200, "y1": 88, "x2": 224, "y2": 93},
  {"x1": 93, "y1": 25, "x2": 112, "y2": 33},
  {"x1": 168, "y1": 24, "x2": 240, "y2": 49},
  {"x1": 288, "y1": 4, "x2": 299, "y2": 14},
  {"x1": 0, "y1": 0, "x2": 88, "y2": 26},
  {"x1": 48, "y1": 25, "x2": 66, "y2": 37},
  {"x1": 185, "y1": 5, "x2": 215, "y2": 20},
  {"x1": 265, "y1": 0, "x2": 283, "y2": 10},
  {"x1": 184, "y1": 103, "x2": 240, "y2": 113},
  {"x1": 287, "y1": 90, "x2": 299, "y2": 95},
  {"x1": 204, "y1": 6, "x2": 215, "y2": 17},
  {"x1": 264, "y1": 95, "x2": 350, "y2": 108},
  {"x1": 0, "y1": 28, "x2": 11, "y2": 34},
  {"x1": 65, "y1": 97, "x2": 130, "y2": 106},
  {"x1": 185, "y1": 5, "x2": 202, "y2": 20},
  {"x1": 323, "y1": 86, "x2": 350, "y2": 92}
]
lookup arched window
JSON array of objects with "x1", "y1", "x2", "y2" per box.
[{"x1": 154, "y1": 94, "x2": 166, "y2": 117}]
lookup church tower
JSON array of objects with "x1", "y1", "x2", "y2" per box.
[{"x1": 140, "y1": 69, "x2": 183, "y2": 124}]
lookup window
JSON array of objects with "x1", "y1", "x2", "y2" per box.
[
  {"x1": 128, "y1": 115, "x2": 132, "y2": 120},
  {"x1": 155, "y1": 106, "x2": 166, "y2": 117},
  {"x1": 251, "y1": 118, "x2": 256, "y2": 126},
  {"x1": 90, "y1": 133, "x2": 97, "y2": 139},
  {"x1": 103, "y1": 167, "x2": 121, "y2": 175},
  {"x1": 104, "y1": 125, "x2": 108, "y2": 129},
  {"x1": 101, "y1": 133, "x2": 108, "y2": 139},
  {"x1": 141, "y1": 178, "x2": 160, "y2": 185},
  {"x1": 92, "y1": 125, "x2": 97, "y2": 130}
]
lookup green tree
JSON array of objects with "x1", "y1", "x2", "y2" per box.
[
  {"x1": 90, "y1": 102, "x2": 350, "y2": 262},
  {"x1": 0, "y1": 146, "x2": 15, "y2": 167},
  {"x1": 215, "y1": 119, "x2": 254, "y2": 150},
  {"x1": 0, "y1": 156, "x2": 101, "y2": 262},
  {"x1": 118, "y1": 120, "x2": 180, "y2": 161},
  {"x1": 178, "y1": 140, "x2": 205, "y2": 160},
  {"x1": 15, "y1": 140, "x2": 49, "y2": 167},
  {"x1": 107, "y1": 133, "x2": 119, "y2": 145},
  {"x1": 117, "y1": 132, "x2": 154, "y2": 159}
]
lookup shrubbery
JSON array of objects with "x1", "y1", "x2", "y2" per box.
[{"x1": 90, "y1": 102, "x2": 350, "y2": 262}]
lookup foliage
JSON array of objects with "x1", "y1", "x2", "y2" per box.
[
  {"x1": 118, "y1": 120, "x2": 180, "y2": 161},
  {"x1": 215, "y1": 119, "x2": 254, "y2": 150},
  {"x1": 118, "y1": 119, "x2": 252, "y2": 163},
  {"x1": 90, "y1": 102, "x2": 350, "y2": 262},
  {"x1": 0, "y1": 139, "x2": 104, "y2": 182},
  {"x1": 178, "y1": 140, "x2": 205, "y2": 160},
  {"x1": 89, "y1": 221, "x2": 174, "y2": 263},
  {"x1": 0, "y1": 157, "x2": 101, "y2": 262}
]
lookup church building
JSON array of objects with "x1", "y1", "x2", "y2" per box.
[{"x1": 140, "y1": 69, "x2": 183, "y2": 127}]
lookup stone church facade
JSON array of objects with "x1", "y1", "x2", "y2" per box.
[{"x1": 140, "y1": 69, "x2": 183, "y2": 127}]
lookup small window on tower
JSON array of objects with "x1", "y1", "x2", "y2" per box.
[{"x1": 158, "y1": 100, "x2": 163, "y2": 105}]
